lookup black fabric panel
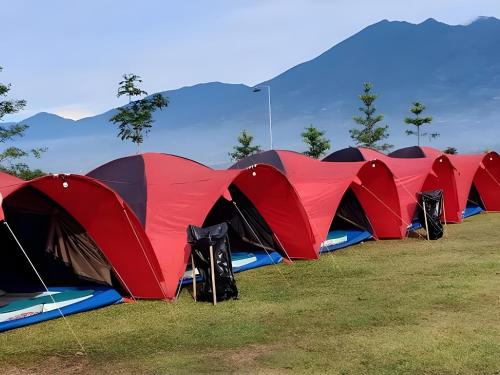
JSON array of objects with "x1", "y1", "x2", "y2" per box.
[
  {"x1": 418, "y1": 189, "x2": 444, "y2": 240},
  {"x1": 229, "y1": 151, "x2": 286, "y2": 174},
  {"x1": 203, "y1": 185, "x2": 277, "y2": 252},
  {"x1": 0, "y1": 188, "x2": 113, "y2": 289},
  {"x1": 87, "y1": 155, "x2": 147, "y2": 227},
  {"x1": 467, "y1": 183, "x2": 485, "y2": 209},
  {"x1": 388, "y1": 146, "x2": 426, "y2": 159},
  {"x1": 330, "y1": 188, "x2": 373, "y2": 232},
  {"x1": 187, "y1": 223, "x2": 238, "y2": 302},
  {"x1": 323, "y1": 148, "x2": 366, "y2": 162},
  {"x1": 46, "y1": 211, "x2": 112, "y2": 284}
]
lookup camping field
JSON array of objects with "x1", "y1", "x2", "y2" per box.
[{"x1": 1, "y1": 213, "x2": 499, "y2": 375}]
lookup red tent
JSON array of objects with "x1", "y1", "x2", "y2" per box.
[
  {"x1": 0, "y1": 171, "x2": 23, "y2": 221},
  {"x1": 88, "y1": 153, "x2": 316, "y2": 299},
  {"x1": 391, "y1": 146, "x2": 500, "y2": 216},
  {"x1": 324, "y1": 147, "x2": 461, "y2": 226},
  {"x1": 231, "y1": 150, "x2": 403, "y2": 252},
  {"x1": 0, "y1": 172, "x2": 165, "y2": 299},
  {"x1": 473, "y1": 151, "x2": 500, "y2": 211}
]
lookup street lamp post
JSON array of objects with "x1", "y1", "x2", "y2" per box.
[{"x1": 253, "y1": 85, "x2": 273, "y2": 150}]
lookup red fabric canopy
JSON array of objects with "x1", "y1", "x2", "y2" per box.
[
  {"x1": 419, "y1": 147, "x2": 500, "y2": 214},
  {"x1": 231, "y1": 150, "x2": 403, "y2": 251},
  {"x1": 370, "y1": 147, "x2": 462, "y2": 222},
  {"x1": 324, "y1": 147, "x2": 461, "y2": 225},
  {"x1": 0, "y1": 172, "x2": 23, "y2": 221},
  {"x1": 0, "y1": 173, "x2": 165, "y2": 299},
  {"x1": 88, "y1": 153, "x2": 316, "y2": 300},
  {"x1": 473, "y1": 151, "x2": 500, "y2": 211}
]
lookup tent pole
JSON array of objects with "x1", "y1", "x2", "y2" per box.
[
  {"x1": 3, "y1": 221, "x2": 86, "y2": 353},
  {"x1": 209, "y1": 245, "x2": 217, "y2": 306},
  {"x1": 191, "y1": 253, "x2": 197, "y2": 302},
  {"x1": 422, "y1": 200, "x2": 430, "y2": 241}
]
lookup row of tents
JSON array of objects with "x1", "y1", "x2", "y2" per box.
[{"x1": 0, "y1": 146, "x2": 499, "y2": 331}]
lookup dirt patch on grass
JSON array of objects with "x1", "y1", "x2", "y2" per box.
[
  {"x1": 4, "y1": 355, "x2": 89, "y2": 375},
  {"x1": 226, "y1": 343, "x2": 282, "y2": 366}
]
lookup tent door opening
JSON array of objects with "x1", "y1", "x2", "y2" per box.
[
  {"x1": 321, "y1": 188, "x2": 373, "y2": 253},
  {"x1": 182, "y1": 184, "x2": 282, "y2": 286},
  {"x1": 0, "y1": 187, "x2": 122, "y2": 332},
  {"x1": 464, "y1": 183, "x2": 485, "y2": 218}
]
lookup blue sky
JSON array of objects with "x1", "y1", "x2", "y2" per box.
[{"x1": 2, "y1": 0, "x2": 500, "y2": 122}]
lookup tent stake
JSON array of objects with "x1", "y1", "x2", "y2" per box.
[
  {"x1": 422, "y1": 200, "x2": 430, "y2": 241},
  {"x1": 209, "y1": 245, "x2": 217, "y2": 306},
  {"x1": 191, "y1": 253, "x2": 197, "y2": 302}
]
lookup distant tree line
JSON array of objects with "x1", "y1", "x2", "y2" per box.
[
  {"x1": 0, "y1": 66, "x2": 46, "y2": 180},
  {"x1": 229, "y1": 81, "x2": 457, "y2": 161}
]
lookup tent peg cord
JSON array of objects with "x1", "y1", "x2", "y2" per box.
[{"x1": 3, "y1": 221, "x2": 86, "y2": 354}]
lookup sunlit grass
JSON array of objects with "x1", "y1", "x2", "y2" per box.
[{"x1": 1, "y1": 213, "x2": 499, "y2": 374}]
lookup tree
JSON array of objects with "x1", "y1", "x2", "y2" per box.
[
  {"x1": 0, "y1": 66, "x2": 46, "y2": 180},
  {"x1": 350, "y1": 82, "x2": 392, "y2": 151},
  {"x1": 229, "y1": 130, "x2": 261, "y2": 161},
  {"x1": 404, "y1": 102, "x2": 438, "y2": 146},
  {"x1": 443, "y1": 147, "x2": 457, "y2": 155},
  {"x1": 109, "y1": 74, "x2": 168, "y2": 152},
  {"x1": 301, "y1": 124, "x2": 330, "y2": 159}
]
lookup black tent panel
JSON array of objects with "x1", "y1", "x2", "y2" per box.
[
  {"x1": 329, "y1": 188, "x2": 373, "y2": 233},
  {"x1": 229, "y1": 151, "x2": 286, "y2": 173},
  {"x1": 467, "y1": 183, "x2": 485, "y2": 209},
  {"x1": 323, "y1": 147, "x2": 366, "y2": 162},
  {"x1": 389, "y1": 146, "x2": 426, "y2": 159},
  {"x1": 203, "y1": 184, "x2": 277, "y2": 252},
  {"x1": 87, "y1": 155, "x2": 147, "y2": 226}
]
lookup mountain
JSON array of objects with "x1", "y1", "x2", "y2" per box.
[{"x1": 7, "y1": 17, "x2": 500, "y2": 172}]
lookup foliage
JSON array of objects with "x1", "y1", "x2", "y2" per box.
[
  {"x1": 404, "y1": 102, "x2": 438, "y2": 146},
  {"x1": 443, "y1": 147, "x2": 457, "y2": 155},
  {"x1": 301, "y1": 124, "x2": 330, "y2": 158},
  {"x1": 350, "y1": 82, "x2": 392, "y2": 151},
  {"x1": 109, "y1": 74, "x2": 169, "y2": 151},
  {"x1": 229, "y1": 130, "x2": 261, "y2": 161},
  {"x1": 0, "y1": 66, "x2": 46, "y2": 180}
]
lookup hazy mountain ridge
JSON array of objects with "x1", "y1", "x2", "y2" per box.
[{"x1": 7, "y1": 16, "x2": 500, "y2": 172}]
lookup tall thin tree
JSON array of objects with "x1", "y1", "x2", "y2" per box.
[
  {"x1": 301, "y1": 124, "x2": 331, "y2": 159},
  {"x1": 109, "y1": 74, "x2": 168, "y2": 153},
  {"x1": 0, "y1": 66, "x2": 46, "y2": 179},
  {"x1": 229, "y1": 130, "x2": 261, "y2": 161},
  {"x1": 404, "y1": 102, "x2": 438, "y2": 146},
  {"x1": 443, "y1": 147, "x2": 457, "y2": 155},
  {"x1": 350, "y1": 82, "x2": 392, "y2": 151}
]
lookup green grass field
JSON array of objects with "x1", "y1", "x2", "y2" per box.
[{"x1": 1, "y1": 213, "x2": 499, "y2": 374}]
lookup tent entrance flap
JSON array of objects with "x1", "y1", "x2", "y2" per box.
[
  {"x1": 0, "y1": 186, "x2": 124, "y2": 332},
  {"x1": 0, "y1": 187, "x2": 117, "y2": 289},
  {"x1": 203, "y1": 184, "x2": 280, "y2": 254},
  {"x1": 321, "y1": 188, "x2": 373, "y2": 252},
  {"x1": 463, "y1": 183, "x2": 484, "y2": 218}
]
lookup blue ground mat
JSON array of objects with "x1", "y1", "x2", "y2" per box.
[
  {"x1": 409, "y1": 219, "x2": 423, "y2": 232},
  {"x1": 0, "y1": 286, "x2": 122, "y2": 332},
  {"x1": 463, "y1": 204, "x2": 483, "y2": 218},
  {"x1": 320, "y1": 229, "x2": 372, "y2": 253},
  {"x1": 181, "y1": 250, "x2": 282, "y2": 286}
]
